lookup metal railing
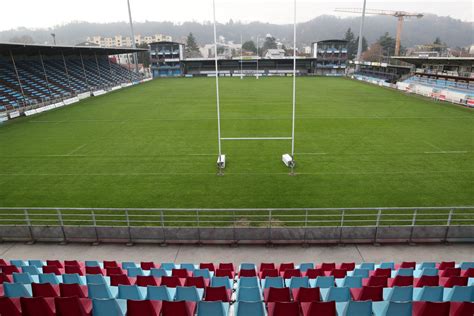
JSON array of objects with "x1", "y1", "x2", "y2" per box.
[
  {"x1": 1, "y1": 207, "x2": 472, "y2": 244},
  {"x1": 0, "y1": 206, "x2": 473, "y2": 227}
]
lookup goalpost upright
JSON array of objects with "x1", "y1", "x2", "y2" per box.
[{"x1": 214, "y1": 0, "x2": 298, "y2": 174}]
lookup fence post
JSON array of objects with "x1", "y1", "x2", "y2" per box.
[
  {"x1": 232, "y1": 209, "x2": 237, "y2": 246},
  {"x1": 268, "y1": 210, "x2": 272, "y2": 245},
  {"x1": 339, "y1": 209, "x2": 345, "y2": 245},
  {"x1": 303, "y1": 209, "x2": 308, "y2": 246},
  {"x1": 24, "y1": 209, "x2": 35, "y2": 244},
  {"x1": 409, "y1": 209, "x2": 417, "y2": 244},
  {"x1": 160, "y1": 210, "x2": 167, "y2": 246},
  {"x1": 91, "y1": 210, "x2": 100, "y2": 245},
  {"x1": 374, "y1": 209, "x2": 382, "y2": 245},
  {"x1": 125, "y1": 210, "x2": 133, "y2": 246},
  {"x1": 444, "y1": 208, "x2": 453, "y2": 243},
  {"x1": 196, "y1": 210, "x2": 201, "y2": 245},
  {"x1": 56, "y1": 208, "x2": 67, "y2": 244}
]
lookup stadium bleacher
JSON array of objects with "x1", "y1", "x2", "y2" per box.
[
  {"x1": 1, "y1": 259, "x2": 473, "y2": 315},
  {"x1": 403, "y1": 76, "x2": 474, "y2": 96},
  {"x1": 0, "y1": 43, "x2": 145, "y2": 112}
]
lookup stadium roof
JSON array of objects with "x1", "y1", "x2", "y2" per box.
[
  {"x1": 0, "y1": 42, "x2": 146, "y2": 56},
  {"x1": 391, "y1": 56, "x2": 474, "y2": 67}
]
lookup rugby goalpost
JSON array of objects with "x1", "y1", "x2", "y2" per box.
[{"x1": 213, "y1": 0, "x2": 297, "y2": 175}]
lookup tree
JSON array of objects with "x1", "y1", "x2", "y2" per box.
[
  {"x1": 344, "y1": 28, "x2": 356, "y2": 59},
  {"x1": 262, "y1": 36, "x2": 277, "y2": 55},
  {"x1": 433, "y1": 37, "x2": 446, "y2": 53},
  {"x1": 9, "y1": 35, "x2": 34, "y2": 44},
  {"x1": 185, "y1": 32, "x2": 201, "y2": 58},
  {"x1": 242, "y1": 40, "x2": 257, "y2": 53},
  {"x1": 377, "y1": 32, "x2": 396, "y2": 56},
  {"x1": 362, "y1": 43, "x2": 383, "y2": 61},
  {"x1": 136, "y1": 43, "x2": 150, "y2": 68}
]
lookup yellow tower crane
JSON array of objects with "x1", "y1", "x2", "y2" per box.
[{"x1": 335, "y1": 8, "x2": 423, "y2": 56}]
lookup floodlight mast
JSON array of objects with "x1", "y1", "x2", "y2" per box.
[
  {"x1": 355, "y1": 0, "x2": 367, "y2": 72},
  {"x1": 213, "y1": 0, "x2": 224, "y2": 172}
]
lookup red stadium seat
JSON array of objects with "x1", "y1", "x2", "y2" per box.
[
  {"x1": 54, "y1": 297, "x2": 92, "y2": 316},
  {"x1": 260, "y1": 269, "x2": 279, "y2": 279},
  {"x1": 388, "y1": 275, "x2": 414, "y2": 287},
  {"x1": 172, "y1": 269, "x2": 192, "y2": 278},
  {"x1": 350, "y1": 286, "x2": 384, "y2": 301},
  {"x1": 264, "y1": 287, "x2": 292, "y2": 303},
  {"x1": 204, "y1": 286, "x2": 231, "y2": 302},
  {"x1": 136, "y1": 276, "x2": 160, "y2": 287},
  {"x1": 279, "y1": 263, "x2": 295, "y2": 274},
  {"x1": 0, "y1": 259, "x2": 7, "y2": 266},
  {"x1": 440, "y1": 276, "x2": 468, "y2": 288},
  {"x1": 46, "y1": 260, "x2": 63, "y2": 269},
  {"x1": 32, "y1": 283, "x2": 60, "y2": 298},
  {"x1": 415, "y1": 275, "x2": 439, "y2": 287},
  {"x1": 305, "y1": 269, "x2": 325, "y2": 279},
  {"x1": 363, "y1": 276, "x2": 388, "y2": 287},
  {"x1": 1, "y1": 265, "x2": 20, "y2": 275},
  {"x1": 85, "y1": 266, "x2": 104, "y2": 275},
  {"x1": 339, "y1": 263, "x2": 356, "y2": 271},
  {"x1": 239, "y1": 269, "x2": 257, "y2": 278},
  {"x1": 215, "y1": 269, "x2": 235, "y2": 279},
  {"x1": 370, "y1": 268, "x2": 392, "y2": 277},
  {"x1": 185, "y1": 276, "x2": 209, "y2": 288},
  {"x1": 450, "y1": 302, "x2": 474, "y2": 316},
  {"x1": 106, "y1": 267, "x2": 124, "y2": 276},
  {"x1": 413, "y1": 301, "x2": 450, "y2": 316},
  {"x1": 64, "y1": 260, "x2": 82, "y2": 267},
  {"x1": 259, "y1": 263, "x2": 276, "y2": 273},
  {"x1": 103, "y1": 261, "x2": 119, "y2": 269},
  {"x1": 59, "y1": 283, "x2": 88, "y2": 298},
  {"x1": 161, "y1": 301, "x2": 196, "y2": 316},
  {"x1": 0, "y1": 297, "x2": 21, "y2": 316},
  {"x1": 329, "y1": 269, "x2": 347, "y2": 279},
  {"x1": 141, "y1": 262, "x2": 157, "y2": 270},
  {"x1": 0, "y1": 272, "x2": 12, "y2": 283},
  {"x1": 110, "y1": 274, "x2": 132, "y2": 286},
  {"x1": 438, "y1": 262, "x2": 455, "y2": 270},
  {"x1": 65, "y1": 265, "x2": 84, "y2": 276},
  {"x1": 318, "y1": 263, "x2": 336, "y2": 272},
  {"x1": 43, "y1": 265, "x2": 63, "y2": 275},
  {"x1": 397, "y1": 261, "x2": 416, "y2": 269},
  {"x1": 199, "y1": 263, "x2": 215, "y2": 272},
  {"x1": 20, "y1": 297, "x2": 55, "y2": 316},
  {"x1": 462, "y1": 268, "x2": 474, "y2": 278},
  {"x1": 292, "y1": 287, "x2": 321, "y2": 302},
  {"x1": 282, "y1": 269, "x2": 302, "y2": 279},
  {"x1": 219, "y1": 263, "x2": 234, "y2": 271},
  {"x1": 301, "y1": 301, "x2": 337, "y2": 316},
  {"x1": 127, "y1": 299, "x2": 162, "y2": 316},
  {"x1": 159, "y1": 276, "x2": 182, "y2": 287},
  {"x1": 268, "y1": 302, "x2": 301, "y2": 316},
  {"x1": 440, "y1": 268, "x2": 461, "y2": 277}
]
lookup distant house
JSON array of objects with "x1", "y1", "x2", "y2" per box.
[{"x1": 265, "y1": 49, "x2": 286, "y2": 59}]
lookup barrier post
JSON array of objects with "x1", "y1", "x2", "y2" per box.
[
  {"x1": 444, "y1": 209, "x2": 453, "y2": 243},
  {"x1": 91, "y1": 210, "x2": 100, "y2": 245},
  {"x1": 339, "y1": 209, "x2": 345, "y2": 245},
  {"x1": 409, "y1": 209, "x2": 417, "y2": 245},
  {"x1": 56, "y1": 208, "x2": 67, "y2": 244},
  {"x1": 160, "y1": 210, "x2": 167, "y2": 246},
  {"x1": 374, "y1": 209, "x2": 382, "y2": 245},
  {"x1": 267, "y1": 210, "x2": 273, "y2": 246},
  {"x1": 24, "y1": 209, "x2": 35, "y2": 244},
  {"x1": 196, "y1": 210, "x2": 201, "y2": 245},
  {"x1": 125, "y1": 210, "x2": 133, "y2": 246}
]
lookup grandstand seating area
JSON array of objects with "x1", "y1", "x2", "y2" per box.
[
  {"x1": 403, "y1": 76, "x2": 474, "y2": 96},
  {"x1": 0, "y1": 56, "x2": 141, "y2": 111},
  {"x1": 0, "y1": 259, "x2": 473, "y2": 315}
]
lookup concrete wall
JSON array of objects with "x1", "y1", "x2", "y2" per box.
[{"x1": 1, "y1": 225, "x2": 473, "y2": 244}]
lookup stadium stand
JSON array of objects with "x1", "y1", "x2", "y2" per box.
[
  {"x1": 0, "y1": 259, "x2": 473, "y2": 315},
  {"x1": 0, "y1": 43, "x2": 145, "y2": 113}
]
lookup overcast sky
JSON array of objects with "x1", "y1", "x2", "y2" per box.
[{"x1": 1, "y1": 0, "x2": 472, "y2": 31}]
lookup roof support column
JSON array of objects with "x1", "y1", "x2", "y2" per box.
[
  {"x1": 61, "y1": 50, "x2": 72, "y2": 93},
  {"x1": 9, "y1": 49, "x2": 27, "y2": 106},
  {"x1": 107, "y1": 55, "x2": 114, "y2": 84},
  {"x1": 79, "y1": 51, "x2": 90, "y2": 91},
  {"x1": 94, "y1": 52, "x2": 103, "y2": 88},
  {"x1": 125, "y1": 54, "x2": 133, "y2": 82},
  {"x1": 39, "y1": 50, "x2": 53, "y2": 99}
]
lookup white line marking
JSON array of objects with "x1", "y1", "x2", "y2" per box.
[
  {"x1": 221, "y1": 137, "x2": 292, "y2": 140},
  {"x1": 66, "y1": 144, "x2": 87, "y2": 156},
  {"x1": 423, "y1": 141, "x2": 445, "y2": 153},
  {"x1": 0, "y1": 170, "x2": 472, "y2": 177},
  {"x1": 297, "y1": 153, "x2": 328, "y2": 155},
  {"x1": 424, "y1": 151, "x2": 468, "y2": 154}
]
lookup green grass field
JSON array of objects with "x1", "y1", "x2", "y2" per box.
[{"x1": 0, "y1": 77, "x2": 473, "y2": 210}]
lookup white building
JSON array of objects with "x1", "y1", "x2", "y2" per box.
[
  {"x1": 264, "y1": 49, "x2": 286, "y2": 59},
  {"x1": 86, "y1": 34, "x2": 172, "y2": 48}
]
